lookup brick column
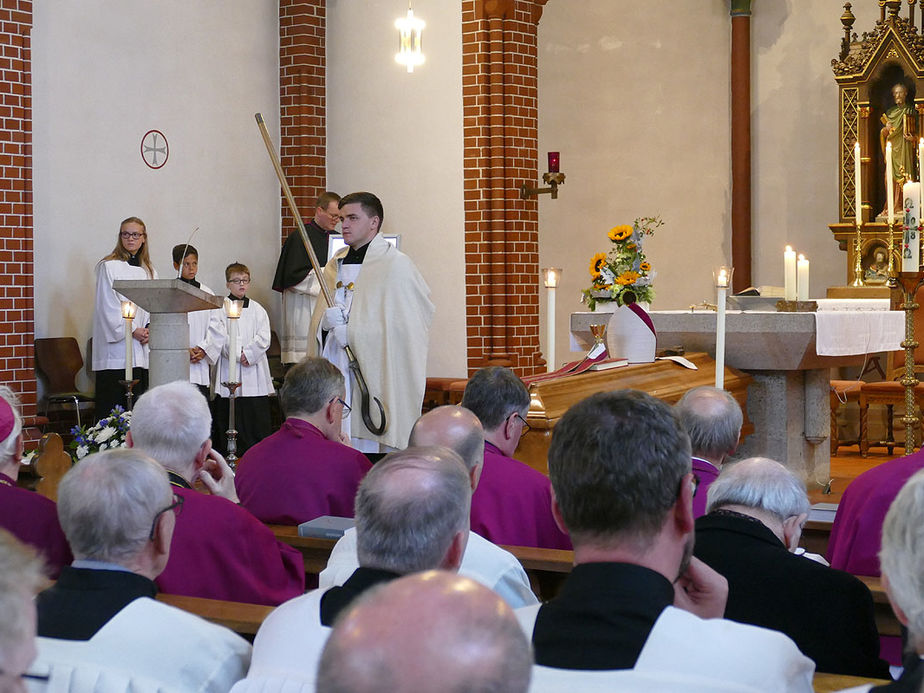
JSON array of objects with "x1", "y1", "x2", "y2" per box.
[
  {"x1": 462, "y1": 0, "x2": 546, "y2": 378},
  {"x1": 0, "y1": 1, "x2": 35, "y2": 419},
  {"x1": 279, "y1": 0, "x2": 327, "y2": 239}
]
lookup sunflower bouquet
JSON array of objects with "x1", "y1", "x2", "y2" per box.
[{"x1": 581, "y1": 216, "x2": 663, "y2": 311}]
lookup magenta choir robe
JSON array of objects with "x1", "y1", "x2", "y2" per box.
[
  {"x1": 827, "y1": 449, "x2": 924, "y2": 576},
  {"x1": 692, "y1": 457, "x2": 721, "y2": 519},
  {"x1": 0, "y1": 472, "x2": 72, "y2": 578},
  {"x1": 235, "y1": 418, "x2": 372, "y2": 525},
  {"x1": 156, "y1": 486, "x2": 304, "y2": 605},
  {"x1": 470, "y1": 442, "x2": 571, "y2": 550}
]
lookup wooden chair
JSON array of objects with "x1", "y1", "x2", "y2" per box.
[
  {"x1": 859, "y1": 285, "x2": 924, "y2": 456},
  {"x1": 34, "y1": 337, "x2": 95, "y2": 431},
  {"x1": 22, "y1": 432, "x2": 74, "y2": 502},
  {"x1": 830, "y1": 380, "x2": 862, "y2": 454}
]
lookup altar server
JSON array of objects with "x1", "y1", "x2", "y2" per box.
[
  {"x1": 308, "y1": 192, "x2": 433, "y2": 453},
  {"x1": 214, "y1": 262, "x2": 273, "y2": 457},
  {"x1": 91, "y1": 216, "x2": 156, "y2": 421},
  {"x1": 172, "y1": 244, "x2": 223, "y2": 399}
]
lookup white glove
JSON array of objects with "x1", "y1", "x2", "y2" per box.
[{"x1": 321, "y1": 306, "x2": 347, "y2": 331}]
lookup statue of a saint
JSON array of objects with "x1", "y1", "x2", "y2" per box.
[
  {"x1": 881, "y1": 83, "x2": 916, "y2": 218},
  {"x1": 864, "y1": 248, "x2": 890, "y2": 284}
]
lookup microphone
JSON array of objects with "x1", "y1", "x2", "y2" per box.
[{"x1": 175, "y1": 226, "x2": 201, "y2": 279}]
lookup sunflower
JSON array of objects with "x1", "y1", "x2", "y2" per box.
[
  {"x1": 608, "y1": 225, "x2": 633, "y2": 242},
  {"x1": 589, "y1": 252, "x2": 608, "y2": 279},
  {"x1": 615, "y1": 271, "x2": 640, "y2": 285},
  {"x1": 639, "y1": 261, "x2": 651, "y2": 272}
]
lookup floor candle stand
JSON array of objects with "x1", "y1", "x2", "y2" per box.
[
  {"x1": 896, "y1": 271, "x2": 924, "y2": 455},
  {"x1": 223, "y1": 380, "x2": 241, "y2": 468}
]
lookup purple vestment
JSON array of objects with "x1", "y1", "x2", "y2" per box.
[
  {"x1": 235, "y1": 418, "x2": 372, "y2": 525},
  {"x1": 156, "y1": 486, "x2": 305, "y2": 605},
  {"x1": 827, "y1": 449, "x2": 924, "y2": 576},
  {"x1": 0, "y1": 472, "x2": 72, "y2": 577},
  {"x1": 470, "y1": 442, "x2": 571, "y2": 550},
  {"x1": 692, "y1": 457, "x2": 721, "y2": 519}
]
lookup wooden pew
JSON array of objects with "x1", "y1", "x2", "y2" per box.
[
  {"x1": 156, "y1": 593, "x2": 273, "y2": 636},
  {"x1": 269, "y1": 524, "x2": 337, "y2": 575},
  {"x1": 813, "y1": 672, "x2": 890, "y2": 691},
  {"x1": 800, "y1": 518, "x2": 832, "y2": 557},
  {"x1": 855, "y1": 575, "x2": 902, "y2": 637}
]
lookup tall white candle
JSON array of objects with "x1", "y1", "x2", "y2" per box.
[
  {"x1": 797, "y1": 255, "x2": 809, "y2": 301},
  {"x1": 854, "y1": 141, "x2": 862, "y2": 222},
  {"x1": 124, "y1": 316, "x2": 133, "y2": 381},
  {"x1": 784, "y1": 246, "x2": 797, "y2": 301},
  {"x1": 887, "y1": 141, "x2": 895, "y2": 226},
  {"x1": 546, "y1": 287, "x2": 556, "y2": 373},
  {"x1": 903, "y1": 180, "x2": 922, "y2": 272},
  {"x1": 229, "y1": 317, "x2": 239, "y2": 383},
  {"x1": 715, "y1": 268, "x2": 728, "y2": 389},
  {"x1": 919, "y1": 139, "x2": 923, "y2": 190}
]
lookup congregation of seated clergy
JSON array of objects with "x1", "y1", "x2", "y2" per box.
[{"x1": 4, "y1": 195, "x2": 922, "y2": 692}]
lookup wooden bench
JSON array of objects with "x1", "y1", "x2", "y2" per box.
[
  {"x1": 269, "y1": 524, "x2": 337, "y2": 575},
  {"x1": 856, "y1": 575, "x2": 902, "y2": 637},
  {"x1": 813, "y1": 672, "x2": 890, "y2": 691},
  {"x1": 156, "y1": 593, "x2": 273, "y2": 636}
]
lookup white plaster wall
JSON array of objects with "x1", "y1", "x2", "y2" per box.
[
  {"x1": 33, "y1": 1, "x2": 280, "y2": 390},
  {"x1": 538, "y1": 0, "x2": 882, "y2": 366},
  {"x1": 326, "y1": 0, "x2": 466, "y2": 378}
]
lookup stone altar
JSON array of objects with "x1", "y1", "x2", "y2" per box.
[{"x1": 572, "y1": 310, "x2": 902, "y2": 485}]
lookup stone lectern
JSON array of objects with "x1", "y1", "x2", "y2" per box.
[{"x1": 112, "y1": 279, "x2": 224, "y2": 388}]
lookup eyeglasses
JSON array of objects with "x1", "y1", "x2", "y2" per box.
[
  {"x1": 512, "y1": 412, "x2": 531, "y2": 433},
  {"x1": 330, "y1": 396, "x2": 352, "y2": 418},
  {"x1": 228, "y1": 278, "x2": 251, "y2": 285},
  {"x1": 678, "y1": 473, "x2": 701, "y2": 500},
  {"x1": 149, "y1": 493, "x2": 184, "y2": 541},
  {"x1": 120, "y1": 231, "x2": 145, "y2": 240},
  {"x1": 0, "y1": 668, "x2": 51, "y2": 683}
]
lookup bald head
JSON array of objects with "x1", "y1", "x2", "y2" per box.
[
  {"x1": 317, "y1": 571, "x2": 532, "y2": 693},
  {"x1": 409, "y1": 406, "x2": 484, "y2": 474},
  {"x1": 675, "y1": 386, "x2": 742, "y2": 464},
  {"x1": 355, "y1": 446, "x2": 471, "y2": 574}
]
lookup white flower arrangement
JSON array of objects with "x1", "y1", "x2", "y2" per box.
[{"x1": 69, "y1": 406, "x2": 131, "y2": 461}]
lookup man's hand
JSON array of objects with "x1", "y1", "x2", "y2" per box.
[
  {"x1": 189, "y1": 347, "x2": 206, "y2": 363},
  {"x1": 197, "y1": 448, "x2": 240, "y2": 504},
  {"x1": 240, "y1": 351, "x2": 250, "y2": 367},
  {"x1": 673, "y1": 556, "x2": 727, "y2": 620},
  {"x1": 132, "y1": 327, "x2": 149, "y2": 345}
]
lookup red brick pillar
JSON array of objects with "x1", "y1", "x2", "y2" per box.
[
  {"x1": 462, "y1": 0, "x2": 546, "y2": 378},
  {"x1": 0, "y1": 1, "x2": 36, "y2": 420},
  {"x1": 279, "y1": 0, "x2": 327, "y2": 239}
]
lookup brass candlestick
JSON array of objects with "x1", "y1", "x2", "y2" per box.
[
  {"x1": 888, "y1": 221, "x2": 898, "y2": 288},
  {"x1": 897, "y1": 271, "x2": 924, "y2": 455},
  {"x1": 851, "y1": 220, "x2": 864, "y2": 287},
  {"x1": 119, "y1": 378, "x2": 140, "y2": 411}
]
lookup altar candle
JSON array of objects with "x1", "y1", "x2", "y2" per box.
[
  {"x1": 854, "y1": 142, "x2": 862, "y2": 222},
  {"x1": 715, "y1": 268, "x2": 729, "y2": 389},
  {"x1": 903, "y1": 180, "x2": 922, "y2": 272},
  {"x1": 797, "y1": 255, "x2": 809, "y2": 301},
  {"x1": 121, "y1": 300, "x2": 135, "y2": 382},
  {"x1": 887, "y1": 141, "x2": 895, "y2": 226},
  {"x1": 225, "y1": 298, "x2": 242, "y2": 383},
  {"x1": 784, "y1": 246, "x2": 797, "y2": 301},
  {"x1": 919, "y1": 139, "x2": 923, "y2": 190}
]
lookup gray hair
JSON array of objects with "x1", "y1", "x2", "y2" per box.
[
  {"x1": 280, "y1": 357, "x2": 344, "y2": 418},
  {"x1": 57, "y1": 448, "x2": 172, "y2": 564},
  {"x1": 130, "y1": 381, "x2": 211, "y2": 473},
  {"x1": 705, "y1": 457, "x2": 810, "y2": 520},
  {"x1": 0, "y1": 529, "x2": 45, "y2": 658},
  {"x1": 0, "y1": 386, "x2": 22, "y2": 464},
  {"x1": 317, "y1": 571, "x2": 532, "y2": 693},
  {"x1": 548, "y1": 390, "x2": 692, "y2": 548},
  {"x1": 675, "y1": 386, "x2": 743, "y2": 460},
  {"x1": 461, "y1": 367, "x2": 530, "y2": 431},
  {"x1": 880, "y1": 468, "x2": 924, "y2": 644},
  {"x1": 355, "y1": 446, "x2": 471, "y2": 573}
]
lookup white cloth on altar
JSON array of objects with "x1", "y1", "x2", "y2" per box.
[{"x1": 814, "y1": 309, "x2": 903, "y2": 356}]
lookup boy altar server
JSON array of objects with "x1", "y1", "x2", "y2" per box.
[{"x1": 214, "y1": 262, "x2": 273, "y2": 457}]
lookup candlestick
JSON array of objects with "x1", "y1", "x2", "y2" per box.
[
  {"x1": 714, "y1": 266, "x2": 733, "y2": 389},
  {"x1": 888, "y1": 141, "x2": 895, "y2": 225},
  {"x1": 797, "y1": 254, "x2": 809, "y2": 301},
  {"x1": 783, "y1": 246, "x2": 797, "y2": 301},
  {"x1": 903, "y1": 180, "x2": 922, "y2": 272}
]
